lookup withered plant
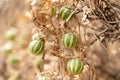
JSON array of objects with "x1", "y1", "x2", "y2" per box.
[{"x1": 30, "y1": 0, "x2": 120, "y2": 80}]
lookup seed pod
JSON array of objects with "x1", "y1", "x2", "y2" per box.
[
  {"x1": 59, "y1": 6, "x2": 74, "y2": 21},
  {"x1": 61, "y1": 33, "x2": 78, "y2": 48},
  {"x1": 32, "y1": 33, "x2": 41, "y2": 40},
  {"x1": 40, "y1": 77, "x2": 51, "y2": 80},
  {"x1": 51, "y1": 7, "x2": 56, "y2": 17},
  {"x1": 67, "y1": 58, "x2": 84, "y2": 74},
  {"x1": 28, "y1": 40, "x2": 44, "y2": 55}
]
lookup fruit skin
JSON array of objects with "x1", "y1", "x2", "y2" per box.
[
  {"x1": 32, "y1": 33, "x2": 41, "y2": 40},
  {"x1": 40, "y1": 77, "x2": 51, "y2": 80},
  {"x1": 3, "y1": 42, "x2": 13, "y2": 54},
  {"x1": 28, "y1": 40, "x2": 44, "y2": 55},
  {"x1": 51, "y1": 7, "x2": 56, "y2": 17},
  {"x1": 59, "y1": 6, "x2": 74, "y2": 21},
  {"x1": 61, "y1": 33, "x2": 78, "y2": 48},
  {"x1": 67, "y1": 58, "x2": 84, "y2": 74},
  {"x1": 5, "y1": 30, "x2": 16, "y2": 41}
]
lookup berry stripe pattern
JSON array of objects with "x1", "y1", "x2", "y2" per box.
[
  {"x1": 29, "y1": 40, "x2": 44, "y2": 55},
  {"x1": 51, "y1": 7, "x2": 56, "y2": 17},
  {"x1": 62, "y1": 33, "x2": 77, "y2": 48},
  {"x1": 67, "y1": 59, "x2": 84, "y2": 74},
  {"x1": 59, "y1": 6, "x2": 73, "y2": 21}
]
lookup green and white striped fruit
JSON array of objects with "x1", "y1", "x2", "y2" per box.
[
  {"x1": 32, "y1": 33, "x2": 41, "y2": 40},
  {"x1": 5, "y1": 29, "x2": 16, "y2": 41},
  {"x1": 28, "y1": 40, "x2": 44, "y2": 55},
  {"x1": 51, "y1": 7, "x2": 56, "y2": 17},
  {"x1": 9, "y1": 55, "x2": 19, "y2": 64},
  {"x1": 61, "y1": 33, "x2": 78, "y2": 48},
  {"x1": 3, "y1": 42, "x2": 13, "y2": 54},
  {"x1": 37, "y1": 58, "x2": 43, "y2": 68},
  {"x1": 59, "y1": 6, "x2": 74, "y2": 21},
  {"x1": 67, "y1": 58, "x2": 84, "y2": 74},
  {"x1": 40, "y1": 77, "x2": 51, "y2": 80}
]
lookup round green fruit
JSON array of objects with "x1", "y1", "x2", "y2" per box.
[
  {"x1": 5, "y1": 30, "x2": 16, "y2": 41},
  {"x1": 28, "y1": 40, "x2": 44, "y2": 55},
  {"x1": 9, "y1": 55, "x2": 19, "y2": 64},
  {"x1": 32, "y1": 33, "x2": 41, "y2": 40},
  {"x1": 40, "y1": 77, "x2": 51, "y2": 80},
  {"x1": 61, "y1": 33, "x2": 78, "y2": 48},
  {"x1": 59, "y1": 6, "x2": 74, "y2": 21},
  {"x1": 3, "y1": 42, "x2": 13, "y2": 54},
  {"x1": 67, "y1": 58, "x2": 84, "y2": 74}
]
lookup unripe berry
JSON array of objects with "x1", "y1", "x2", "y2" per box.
[
  {"x1": 37, "y1": 58, "x2": 43, "y2": 69},
  {"x1": 28, "y1": 40, "x2": 44, "y2": 55},
  {"x1": 9, "y1": 55, "x2": 19, "y2": 64},
  {"x1": 51, "y1": 7, "x2": 56, "y2": 17},
  {"x1": 59, "y1": 6, "x2": 74, "y2": 21},
  {"x1": 61, "y1": 33, "x2": 78, "y2": 48},
  {"x1": 32, "y1": 33, "x2": 41, "y2": 40},
  {"x1": 67, "y1": 58, "x2": 84, "y2": 74}
]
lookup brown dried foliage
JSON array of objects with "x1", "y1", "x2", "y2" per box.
[{"x1": 31, "y1": 0, "x2": 120, "y2": 80}]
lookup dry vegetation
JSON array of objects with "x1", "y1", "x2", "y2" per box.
[{"x1": 0, "y1": 0, "x2": 120, "y2": 80}]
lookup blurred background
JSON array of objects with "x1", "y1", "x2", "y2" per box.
[
  {"x1": 0, "y1": 0, "x2": 36, "y2": 80},
  {"x1": 0, "y1": 1, "x2": 58, "y2": 80},
  {"x1": 0, "y1": 0, "x2": 120, "y2": 80}
]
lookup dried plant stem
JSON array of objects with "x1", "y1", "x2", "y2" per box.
[
  {"x1": 94, "y1": 33, "x2": 114, "y2": 55},
  {"x1": 41, "y1": 51, "x2": 46, "y2": 72}
]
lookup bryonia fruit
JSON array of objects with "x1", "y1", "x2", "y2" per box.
[
  {"x1": 32, "y1": 33, "x2": 41, "y2": 40},
  {"x1": 67, "y1": 58, "x2": 84, "y2": 74},
  {"x1": 37, "y1": 58, "x2": 43, "y2": 68},
  {"x1": 59, "y1": 6, "x2": 74, "y2": 21},
  {"x1": 9, "y1": 55, "x2": 19, "y2": 64},
  {"x1": 28, "y1": 40, "x2": 44, "y2": 55},
  {"x1": 61, "y1": 33, "x2": 78, "y2": 48},
  {"x1": 51, "y1": 7, "x2": 56, "y2": 17}
]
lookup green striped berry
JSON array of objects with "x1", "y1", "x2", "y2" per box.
[
  {"x1": 61, "y1": 33, "x2": 78, "y2": 48},
  {"x1": 32, "y1": 33, "x2": 41, "y2": 40},
  {"x1": 59, "y1": 6, "x2": 74, "y2": 21},
  {"x1": 51, "y1": 7, "x2": 56, "y2": 17},
  {"x1": 67, "y1": 58, "x2": 84, "y2": 74},
  {"x1": 40, "y1": 77, "x2": 51, "y2": 80},
  {"x1": 28, "y1": 40, "x2": 44, "y2": 55}
]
